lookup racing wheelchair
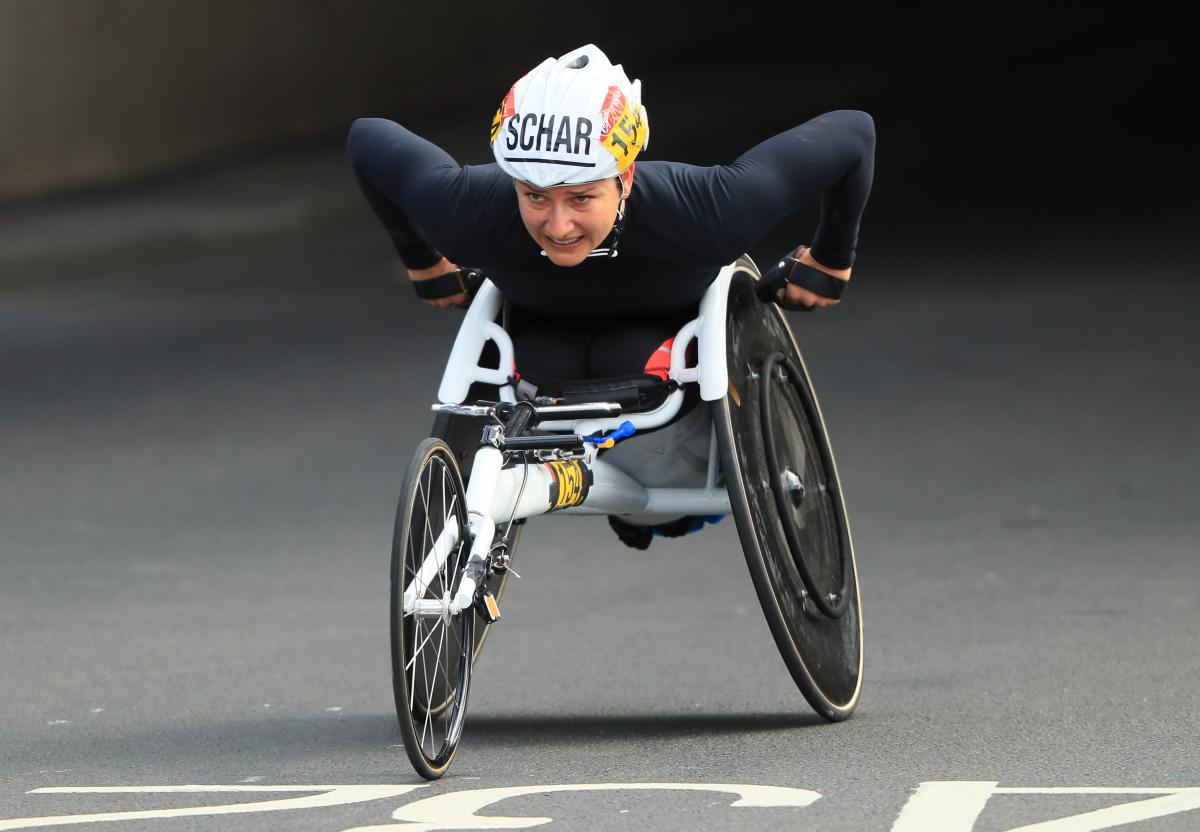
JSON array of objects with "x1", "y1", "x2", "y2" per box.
[{"x1": 389, "y1": 254, "x2": 863, "y2": 779}]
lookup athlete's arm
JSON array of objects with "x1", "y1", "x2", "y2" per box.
[
  {"x1": 346, "y1": 118, "x2": 491, "y2": 307},
  {"x1": 727, "y1": 109, "x2": 875, "y2": 270},
  {"x1": 658, "y1": 109, "x2": 874, "y2": 304},
  {"x1": 347, "y1": 119, "x2": 451, "y2": 271}
]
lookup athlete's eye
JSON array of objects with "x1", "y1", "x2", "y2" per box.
[
  {"x1": 525, "y1": 192, "x2": 545, "y2": 203},
  {"x1": 573, "y1": 195, "x2": 592, "y2": 204}
]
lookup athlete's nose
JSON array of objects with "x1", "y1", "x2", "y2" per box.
[{"x1": 544, "y1": 205, "x2": 575, "y2": 239}]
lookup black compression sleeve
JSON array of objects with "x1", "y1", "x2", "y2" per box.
[
  {"x1": 703, "y1": 110, "x2": 876, "y2": 269},
  {"x1": 346, "y1": 118, "x2": 454, "y2": 270},
  {"x1": 807, "y1": 112, "x2": 876, "y2": 269}
]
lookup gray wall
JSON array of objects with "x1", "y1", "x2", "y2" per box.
[
  {"x1": 0, "y1": 0, "x2": 710, "y2": 201},
  {"x1": 0, "y1": 1, "x2": 467, "y2": 200}
]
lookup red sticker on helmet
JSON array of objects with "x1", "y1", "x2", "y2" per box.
[{"x1": 490, "y1": 87, "x2": 517, "y2": 144}]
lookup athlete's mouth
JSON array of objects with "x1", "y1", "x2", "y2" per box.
[{"x1": 546, "y1": 235, "x2": 584, "y2": 248}]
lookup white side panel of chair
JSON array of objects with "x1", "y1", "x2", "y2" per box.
[
  {"x1": 437, "y1": 280, "x2": 515, "y2": 404},
  {"x1": 437, "y1": 261, "x2": 738, "y2": 412},
  {"x1": 695, "y1": 262, "x2": 734, "y2": 402}
]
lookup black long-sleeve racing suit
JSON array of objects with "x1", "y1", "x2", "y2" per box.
[{"x1": 347, "y1": 110, "x2": 875, "y2": 382}]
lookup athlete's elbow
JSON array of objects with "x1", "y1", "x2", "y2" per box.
[
  {"x1": 346, "y1": 118, "x2": 369, "y2": 164},
  {"x1": 346, "y1": 117, "x2": 391, "y2": 165},
  {"x1": 832, "y1": 110, "x2": 875, "y2": 152}
]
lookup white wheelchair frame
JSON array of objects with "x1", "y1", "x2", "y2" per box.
[
  {"x1": 392, "y1": 254, "x2": 863, "y2": 780},
  {"x1": 403, "y1": 262, "x2": 745, "y2": 620}
]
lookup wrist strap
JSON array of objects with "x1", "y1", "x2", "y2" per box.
[
  {"x1": 785, "y1": 255, "x2": 847, "y2": 300},
  {"x1": 412, "y1": 268, "x2": 483, "y2": 300},
  {"x1": 756, "y1": 245, "x2": 848, "y2": 311}
]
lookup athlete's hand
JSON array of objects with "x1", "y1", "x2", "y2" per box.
[
  {"x1": 784, "y1": 246, "x2": 850, "y2": 310},
  {"x1": 409, "y1": 258, "x2": 469, "y2": 309}
]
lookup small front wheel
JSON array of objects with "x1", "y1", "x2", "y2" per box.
[{"x1": 390, "y1": 438, "x2": 474, "y2": 779}]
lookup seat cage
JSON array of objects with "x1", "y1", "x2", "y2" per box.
[{"x1": 437, "y1": 262, "x2": 741, "y2": 436}]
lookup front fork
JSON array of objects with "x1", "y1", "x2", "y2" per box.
[
  {"x1": 400, "y1": 524, "x2": 495, "y2": 621},
  {"x1": 402, "y1": 445, "x2": 552, "y2": 620},
  {"x1": 406, "y1": 402, "x2": 610, "y2": 622},
  {"x1": 453, "y1": 445, "x2": 585, "y2": 615}
]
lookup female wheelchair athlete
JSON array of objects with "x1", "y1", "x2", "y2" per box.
[{"x1": 389, "y1": 252, "x2": 863, "y2": 779}]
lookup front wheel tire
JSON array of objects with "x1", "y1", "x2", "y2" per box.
[{"x1": 390, "y1": 438, "x2": 474, "y2": 779}]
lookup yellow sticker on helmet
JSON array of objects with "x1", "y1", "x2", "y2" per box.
[{"x1": 599, "y1": 86, "x2": 646, "y2": 172}]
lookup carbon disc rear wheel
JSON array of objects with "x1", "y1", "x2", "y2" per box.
[{"x1": 717, "y1": 268, "x2": 863, "y2": 720}]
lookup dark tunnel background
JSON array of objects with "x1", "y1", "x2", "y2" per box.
[
  {"x1": 3, "y1": 7, "x2": 1192, "y2": 267},
  {"x1": 360, "y1": 10, "x2": 1194, "y2": 270}
]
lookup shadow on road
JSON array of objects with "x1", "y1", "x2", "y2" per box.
[
  {"x1": 7, "y1": 710, "x2": 831, "y2": 773},
  {"x1": 465, "y1": 711, "x2": 827, "y2": 747},
  {"x1": 7, "y1": 714, "x2": 401, "y2": 771}
]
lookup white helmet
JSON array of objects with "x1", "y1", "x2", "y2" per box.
[{"x1": 490, "y1": 44, "x2": 649, "y2": 188}]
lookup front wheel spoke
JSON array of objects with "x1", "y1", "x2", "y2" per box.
[
  {"x1": 407, "y1": 617, "x2": 440, "y2": 721},
  {"x1": 406, "y1": 614, "x2": 445, "y2": 675},
  {"x1": 439, "y1": 466, "x2": 449, "y2": 591},
  {"x1": 424, "y1": 617, "x2": 450, "y2": 748},
  {"x1": 420, "y1": 469, "x2": 436, "y2": 593},
  {"x1": 443, "y1": 496, "x2": 461, "y2": 590},
  {"x1": 407, "y1": 618, "x2": 423, "y2": 713},
  {"x1": 422, "y1": 624, "x2": 441, "y2": 753},
  {"x1": 436, "y1": 621, "x2": 458, "y2": 699},
  {"x1": 419, "y1": 627, "x2": 437, "y2": 754},
  {"x1": 422, "y1": 698, "x2": 437, "y2": 754},
  {"x1": 420, "y1": 617, "x2": 443, "y2": 752}
]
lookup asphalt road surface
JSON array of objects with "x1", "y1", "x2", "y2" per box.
[{"x1": 3, "y1": 200, "x2": 1199, "y2": 830}]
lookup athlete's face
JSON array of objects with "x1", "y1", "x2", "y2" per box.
[{"x1": 514, "y1": 168, "x2": 633, "y2": 267}]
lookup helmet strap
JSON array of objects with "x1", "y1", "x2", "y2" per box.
[{"x1": 585, "y1": 176, "x2": 627, "y2": 259}]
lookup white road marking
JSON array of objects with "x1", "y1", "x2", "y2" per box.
[
  {"x1": 7, "y1": 779, "x2": 1198, "y2": 831},
  {"x1": 891, "y1": 781, "x2": 1200, "y2": 832},
  {"x1": 892, "y1": 781, "x2": 997, "y2": 832},
  {"x1": 994, "y1": 790, "x2": 1200, "y2": 832},
  {"x1": 0, "y1": 785, "x2": 424, "y2": 831},
  {"x1": 340, "y1": 783, "x2": 821, "y2": 832},
  {"x1": 997, "y1": 788, "x2": 1199, "y2": 794}
]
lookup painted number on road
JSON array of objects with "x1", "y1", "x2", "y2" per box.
[
  {"x1": 0, "y1": 785, "x2": 423, "y2": 831},
  {"x1": 341, "y1": 782, "x2": 821, "y2": 832},
  {"x1": 891, "y1": 781, "x2": 1200, "y2": 831},
  {"x1": 4, "y1": 780, "x2": 1200, "y2": 831}
]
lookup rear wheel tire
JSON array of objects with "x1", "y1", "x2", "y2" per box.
[{"x1": 716, "y1": 268, "x2": 864, "y2": 720}]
